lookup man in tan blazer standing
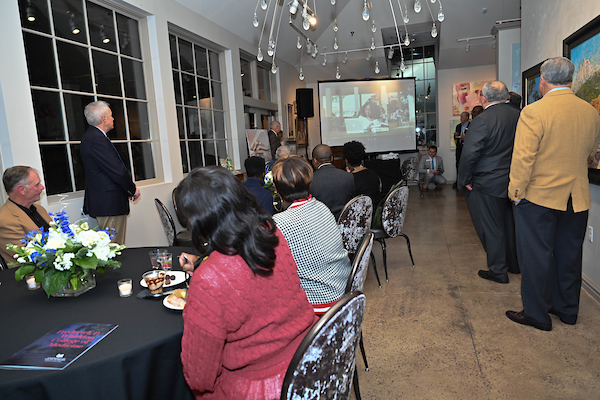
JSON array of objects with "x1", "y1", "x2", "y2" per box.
[{"x1": 506, "y1": 57, "x2": 600, "y2": 331}]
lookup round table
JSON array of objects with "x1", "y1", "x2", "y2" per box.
[{"x1": 0, "y1": 246, "x2": 195, "y2": 400}]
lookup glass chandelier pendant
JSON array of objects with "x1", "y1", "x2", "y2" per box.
[
  {"x1": 297, "y1": 36, "x2": 302, "y2": 49},
  {"x1": 430, "y1": 0, "x2": 436, "y2": 3},
  {"x1": 267, "y1": 44, "x2": 274, "y2": 57},
  {"x1": 372, "y1": 21, "x2": 376, "y2": 33},
  {"x1": 343, "y1": 52, "x2": 348, "y2": 64},
  {"x1": 362, "y1": 0, "x2": 370, "y2": 21},
  {"x1": 303, "y1": 18, "x2": 310, "y2": 30},
  {"x1": 322, "y1": 54, "x2": 327, "y2": 67},
  {"x1": 253, "y1": 13, "x2": 259, "y2": 27},
  {"x1": 404, "y1": 32, "x2": 410, "y2": 46},
  {"x1": 400, "y1": 58, "x2": 406, "y2": 71},
  {"x1": 438, "y1": 5, "x2": 445, "y2": 21},
  {"x1": 261, "y1": 0, "x2": 268, "y2": 10},
  {"x1": 431, "y1": 23, "x2": 438, "y2": 38},
  {"x1": 375, "y1": 61, "x2": 380, "y2": 74},
  {"x1": 257, "y1": 47, "x2": 263, "y2": 61},
  {"x1": 414, "y1": 0, "x2": 421, "y2": 13},
  {"x1": 299, "y1": 67, "x2": 305, "y2": 80},
  {"x1": 333, "y1": 37, "x2": 339, "y2": 50},
  {"x1": 336, "y1": 66, "x2": 341, "y2": 80},
  {"x1": 271, "y1": 63, "x2": 277, "y2": 74},
  {"x1": 333, "y1": 19, "x2": 338, "y2": 32},
  {"x1": 403, "y1": 7, "x2": 409, "y2": 23},
  {"x1": 371, "y1": 37, "x2": 376, "y2": 50},
  {"x1": 331, "y1": 0, "x2": 336, "y2": 4}
]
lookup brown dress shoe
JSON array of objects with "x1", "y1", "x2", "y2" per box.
[{"x1": 506, "y1": 310, "x2": 552, "y2": 331}]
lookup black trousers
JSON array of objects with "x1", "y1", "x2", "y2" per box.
[
  {"x1": 465, "y1": 190, "x2": 518, "y2": 276},
  {"x1": 513, "y1": 198, "x2": 588, "y2": 326}
]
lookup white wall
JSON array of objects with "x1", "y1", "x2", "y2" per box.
[
  {"x1": 521, "y1": 0, "x2": 600, "y2": 299},
  {"x1": 436, "y1": 65, "x2": 497, "y2": 183}
]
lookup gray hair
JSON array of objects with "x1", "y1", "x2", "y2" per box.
[
  {"x1": 84, "y1": 101, "x2": 111, "y2": 126},
  {"x1": 482, "y1": 81, "x2": 509, "y2": 102},
  {"x1": 3, "y1": 166, "x2": 34, "y2": 194},
  {"x1": 541, "y1": 57, "x2": 575, "y2": 85},
  {"x1": 275, "y1": 145, "x2": 291, "y2": 159}
]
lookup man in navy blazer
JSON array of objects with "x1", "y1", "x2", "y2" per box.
[{"x1": 80, "y1": 101, "x2": 140, "y2": 245}]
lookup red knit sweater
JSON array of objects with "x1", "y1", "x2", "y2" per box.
[{"x1": 181, "y1": 230, "x2": 317, "y2": 399}]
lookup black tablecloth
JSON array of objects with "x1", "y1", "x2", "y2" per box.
[{"x1": 0, "y1": 246, "x2": 195, "y2": 400}]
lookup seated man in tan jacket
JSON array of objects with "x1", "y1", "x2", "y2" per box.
[{"x1": 0, "y1": 166, "x2": 51, "y2": 267}]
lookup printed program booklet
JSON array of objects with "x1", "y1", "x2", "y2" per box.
[{"x1": 0, "y1": 322, "x2": 118, "y2": 370}]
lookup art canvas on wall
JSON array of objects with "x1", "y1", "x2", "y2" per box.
[
  {"x1": 452, "y1": 81, "x2": 484, "y2": 115},
  {"x1": 246, "y1": 129, "x2": 272, "y2": 162}
]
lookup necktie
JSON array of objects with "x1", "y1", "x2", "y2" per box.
[{"x1": 431, "y1": 157, "x2": 435, "y2": 170}]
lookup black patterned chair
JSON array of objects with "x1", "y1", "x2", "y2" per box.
[
  {"x1": 371, "y1": 185, "x2": 415, "y2": 282},
  {"x1": 401, "y1": 156, "x2": 423, "y2": 196},
  {"x1": 171, "y1": 187, "x2": 188, "y2": 228},
  {"x1": 337, "y1": 195, "x2": 373, "y2": 256},
  {"x1": 281, "y1": 291, "x2": 366, "y2": 400},
  {"x1": 0, "y1": 254, "x2": 8, "y2": 270},
  {"x1": 154, "y1": 198, "x2": 193, "y2": 247}
]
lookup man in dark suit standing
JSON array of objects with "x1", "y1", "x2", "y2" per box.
[
  {"x1": 310, "y1": 144, "x2": 354, "y2": 220},
  {"x1": 267, "y1": 120, "x2": 282, "y2": 161},
  {"x1": 458, "y1": 81, "x2": 520, "y2": 284},
  {"x1": 452, "y1": 112, "x2": 470, "y2": 189},
  {"x1": 81, "y1": 101, "x2": 140, "y2": 245}
]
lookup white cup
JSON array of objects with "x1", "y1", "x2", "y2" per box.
[{"x1": 118, "y1": 278, "x2": 133, "y2": 297}]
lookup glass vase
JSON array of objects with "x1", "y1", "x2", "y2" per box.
[{"x1": 51, "y1": 270, "x2": 96, "y2": 297}]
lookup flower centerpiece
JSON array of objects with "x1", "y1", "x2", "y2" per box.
[{"x1": 9, "y1": 211, "x2": 125, "y2": 297}]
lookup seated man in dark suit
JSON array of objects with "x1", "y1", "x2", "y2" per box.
[
  {"x1": 243, "y1": 156, "x2": 274, "y2": 215},
  {"x1": 310, "y1": 144, "x2": 355, "y2": 220},
  {"x1": 0, "y1": 166, "x2": 51, "y2": 266}
]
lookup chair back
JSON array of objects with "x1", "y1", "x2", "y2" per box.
[
  {"x1": 0, "y1": 253, "x2": 7, "y2": 270},
  {"x1": 281, "y1": 291, "x2": 366, "y2": 400},
  {"x1": 171, "y1": 188, "x2": 188, "y2": 228},
  {"x1": 154, "y1": 198, "x2": 176, "y2": 246},
  {"x1": 337, "y1": 195, "x2": 373, "y2": 255},
  {"x1": 345, "y1": 232, "x2": 374, "y2": 293},
  {"x1": 381, "y1": 185, "x2": 409, "y2": 238},
  {"x1": 401, "y1": 157, "x2": 419, "y2": 182}
]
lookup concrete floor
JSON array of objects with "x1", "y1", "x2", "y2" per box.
[{"x1": 355, "y1": 186, "x2": 600, "y2": 400}]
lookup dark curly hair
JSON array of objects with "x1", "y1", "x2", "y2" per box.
[
  {"x1": 175, "y1": 166, "x2": 278, "y2": 276},
  {"x1": 342, "y1": 141, "x2": 366, "y2": 168}
]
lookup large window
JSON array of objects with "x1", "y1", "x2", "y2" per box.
[
  {"x1": 19, "y1": 0, "x2": 155, "y2": 195},
  {"x1": 169, "y1": 33, "x2": 226, "y2": 173}
]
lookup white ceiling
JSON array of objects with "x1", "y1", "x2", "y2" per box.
[{"x1": 176, "y1": 0, "x2": 521, "y2": 78}]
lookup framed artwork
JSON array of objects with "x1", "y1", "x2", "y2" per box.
[
  {"x1": 296, "y1": 118, "x2": 306, "y2": 146},
  {"x1": 564, "y1": 14, "x2": 600, "y2": 169},
  {"x1": 288, "y1": 143, "x2": 297, "y2": 155},
  {"x1": 452, "y1": 81, "x2": 484, "y2": 115},
  {"x1": 287, "y1": 104, "x2": 295, "y2": 139},
  {"x1": 245, "y1": 129, "x2": 272, "y2": 161},
  {"x1": 522, "y1": 61, "x2": 543, "y2": 106}
]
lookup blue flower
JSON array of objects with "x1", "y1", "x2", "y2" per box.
[{"x1": 30, "y1": 251, "x2": 42, "y2": 263}]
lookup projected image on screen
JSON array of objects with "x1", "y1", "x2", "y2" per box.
[{"x1": 319, "y1": 78, "x2": 416, "y2": 153}]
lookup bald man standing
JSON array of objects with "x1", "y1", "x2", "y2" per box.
[{"x1": 310, "y1": 144, "x2": 355, "y2": 220}]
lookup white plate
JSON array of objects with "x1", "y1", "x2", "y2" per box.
[
  {"x1": 140, "y1": 270, "x2": 187, "y2": 288},
  {"x1": 163, "y1": 295, "x2": 185, "y2": 311}
]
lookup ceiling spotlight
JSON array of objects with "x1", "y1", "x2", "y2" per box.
[
  {"x1": 366, "y1": 49, "x2": 372, "y2": 61},
  {"x1": 26, "y1": 0, "x2": 36, "y2": 22},
  {"x1": 309, "y1": 14, "x2": 317, "y2": 26},
  {"x1": 100, "y1": 25, "x2": 110, "y2": 44},
  {"x1": 290, "y1": 0, "x2": 299, "y2": 14},
  {"x1": 465, "y1": 40, "x2": 471, "y2": 52},
  {"x1": 311, "y1": 44, "x2": 319, "y2": 58},
  {"x1": 388, "y1": 47, "x2": 394, "y2": 59},
  {"x1": 67, "y1": 11, "x2": 80, "y2": 35}
]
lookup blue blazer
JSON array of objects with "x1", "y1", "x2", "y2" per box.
[{"x1": 80, "y1": 126, "x2": 137, "y2": 217}]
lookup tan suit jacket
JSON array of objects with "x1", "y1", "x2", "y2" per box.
[
  {"x1": 0, "y1": 200, "x2": 51, "y2": 267},
  {"x1": 509, "y1": 88, "x2": 600, "y2": 212}
]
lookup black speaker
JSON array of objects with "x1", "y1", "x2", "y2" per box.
[{"x1": 296, "y1": 88, "x2": 314, "y2": 118}]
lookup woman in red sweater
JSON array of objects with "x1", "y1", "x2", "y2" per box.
[{"x1": 175, "y1": 166, "x2": 317, "y2": 399}]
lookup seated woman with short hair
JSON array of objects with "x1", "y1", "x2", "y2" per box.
[
  {"x1": 272, "y1": 155, "x2": 352, "y2": 315},
  {"x1": 343, "y1": 140, "x2": 383, "y2": 216},
  {"x1": 176, "y1": 166, "x2": 316, "y2": 399}
]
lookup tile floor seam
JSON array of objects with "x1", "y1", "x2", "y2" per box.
[{"x1": 440, "y1": 210, "x2": 491, "y2": 400}]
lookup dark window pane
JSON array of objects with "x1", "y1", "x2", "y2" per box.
[
  {"x1": 209, "y1": 50, "x2": 220, "y2": 81},
  {"x1": 127, "y1": 100, "x2": 150, "y2": 140},
  {"x1": 257, "y1": 66, "x2": 270, "y2": 102},
  {"x1": 180, "y1": 142, "x2": 189, "y2": 173},
  {"x1": 23, "y1": 32, "x2": 58, "y2": 88},
  {"x1": 40, "y1": 145, "x2": 72, "y2": 195},
  {"x1": 19, "y1": 0, "x2": 51, "y2": 34},
  {"x1": 178, "y1": 39, "x2": 194, "y2": 73},
  {"x1": 185, "y1": 108, "x2": 200, "y2": 139},
  {"x1": 200, "y1": 109, "x2": 213, "y2": 139},
  {"x1": 203, "y1": 140, "x2": 216, "y2": 166},
  {"x1": 211, "y1": 81, "x2": 223, "y2": 110},
  {"x1": 99, "y1": 98, "x2": 126, "y2": 139},
  {"x1": 216, "y1": 140, "x2": 227, "y2": 161},
  {"x1": 214, "y1": 111, "x2": 225, "y2": 139},
  {"x1": 57, "y1": 41, "x2": 92, "y2": 92},
  {"x1": 197, "y1": 77, "x2": 210, "y2": 108},
  {"x1": 122, "y1": 58, "x2": 146, "y2": 99},
  {"x1": 70, "y1": 143, "x2": 85, "y2": 191},
  {"x1": 169, "y1": 34, "x2": 178, "y2": 69},
  {"x1": 116, "y1": 13, "x2": 141, "y2": 59},
  {"x1": 189, "y1": 141, "x2": 203, "y2": 169},
  {"x1": 176, "y1": 106, "x2": 185, "y2": 139},
  {"x1": 131, "y1": 142, "x2": 155, "y2": 180},
  {"x1": 240, "y1": 58, "x2": 252, "y2": 97},
  {"x1": 87, "y1": 2, "x2": 116, "y2": 52},
  {"x1": 64, "y1": 93, "x2": 93, "y2": 140},
  {"x1": 32, "y1": 90, "x2": 65, "y2": 141},
  {"x1": 182, "y1": 73, "x2": 197, "y2": 106},
  {"x1": 194, "y1": 45, "x2": 208, "y2": 77},
  {"x1": 113, "y1": 143, "x2": 132, "y2": 174},
  {"x1": 173, "y1": 71, "x2": 182, "y2": 105},
  {"x1": 93, "y1": 50, "x2": 121, "y2": 96},
  {"x1": 51, "y1": 0, "x2": 87, "y2": 44}
]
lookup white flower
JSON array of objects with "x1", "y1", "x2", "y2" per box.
[{"x1": 45, "y1": 230, "x2": 66, "y2": 250}]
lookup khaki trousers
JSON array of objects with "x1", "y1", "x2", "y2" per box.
[{"x1": 97, "y1": 215, "x2": 127, "y2": 245}]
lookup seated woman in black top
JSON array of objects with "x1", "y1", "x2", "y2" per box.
[{"x1": 342, "y1": 141, "x2": 384, "y2": 215}]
